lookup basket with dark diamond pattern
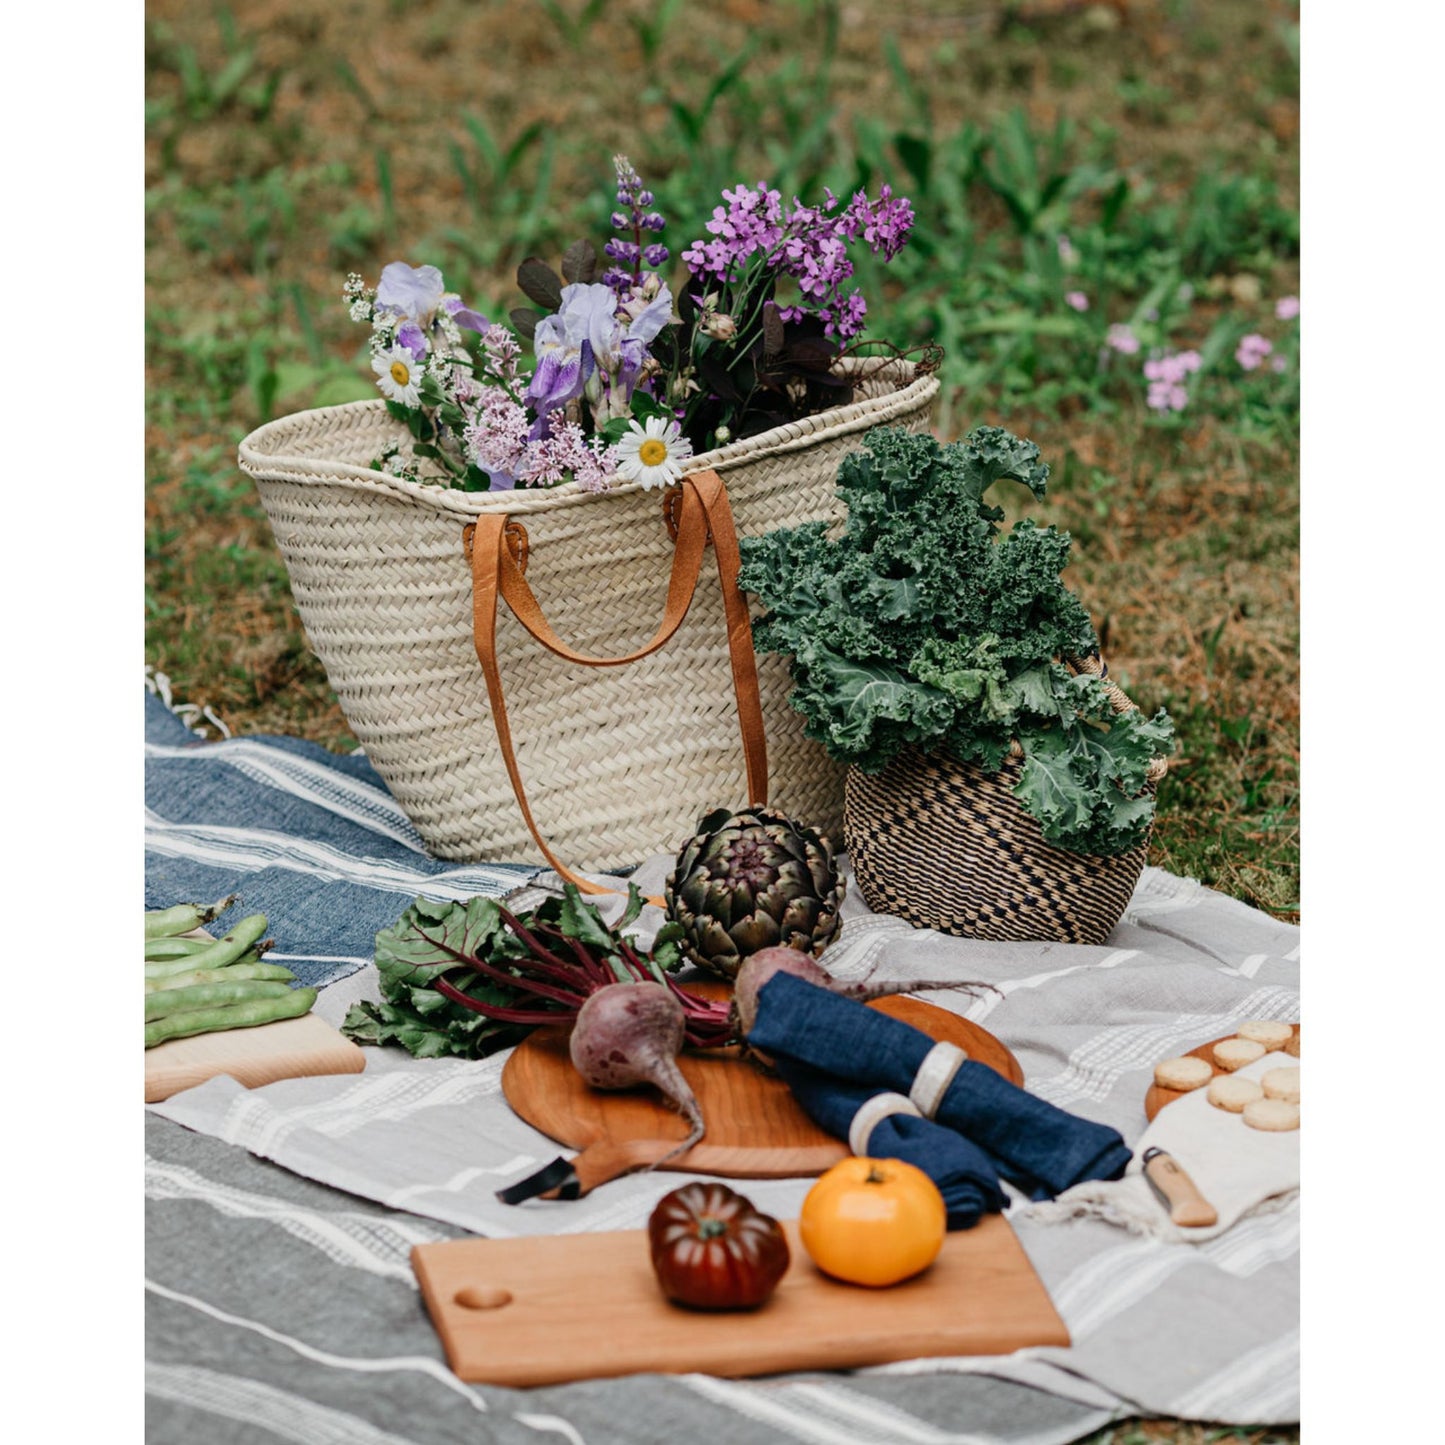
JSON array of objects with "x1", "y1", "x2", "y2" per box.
[{"x1": 844, "y1": 655, "x2": 1168, "y2": 945}]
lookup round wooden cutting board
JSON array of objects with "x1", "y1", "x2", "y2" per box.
[
  {"x1": 1144, "y1": 1023, "x2": 1299, "y2": 1120},
  {"x1": 501, "y1": 982, "x2": 1022, "y2": 1181}
]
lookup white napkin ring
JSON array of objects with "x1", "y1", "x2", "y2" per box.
[
  {"x1": 909, "y1": 1041, "x2": 968, "y2": 1119},
  {"x1": 849, "y1": 1092, "x2": 923, "y2": 1157}
]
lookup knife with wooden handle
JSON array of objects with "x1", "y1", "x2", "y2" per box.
[{"x1": 1141, "y1": 1146, "x2": 1218, "y2": 1228}]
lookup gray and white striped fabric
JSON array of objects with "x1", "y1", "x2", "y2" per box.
[{"x1": 145, "y1": 691, "x2": 1299, "y2": 1441}]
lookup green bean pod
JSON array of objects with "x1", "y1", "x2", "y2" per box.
[
  {"x1": 144, "y1": 936, "x2": 217, "y2": 962},
  {"x1": 145, "y1": 979, "x2": 296, "y2": 1022},
  {"x1": 144, "y1": 962, "x2": 296, "y2": 993},
  {"x1": 143, "y1": 941, "x2": 275, "y2": 982},
  {"x1": 144, "y1": 987, "x2": 318, "y2": 1048},
  {"x1": 143, "y1": 916, "x2": 271, "y2": 979},
  {"x1": 144, "y1": 895, "x2": 240, "y2": 940}
]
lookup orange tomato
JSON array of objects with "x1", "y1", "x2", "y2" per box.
[{"x1": 798, "y1": 1157, "x2": 947, "y2": 1287}]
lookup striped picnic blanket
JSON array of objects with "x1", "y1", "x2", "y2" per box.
[{"x1": 145, "y1": 689, "x2": 1300, "y2": 1443}]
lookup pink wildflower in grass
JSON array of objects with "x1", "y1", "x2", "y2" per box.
[
  {"x1": 1106, "y1": 324, "x2": 1140, "y2": 355},
  {"x1": 1275, "y1": 295, "x2": 1300, "y2": 321},
  {"x1": 1065, "y1": 291, "x2": 1089, "y2": 312},
  {"x1": 1146, "y1": 380, "x2": 1190, "y2": 413},
  {"x1": 1143, "y1": 350, "x2": 1201, "y2": 386},
  {"x1": 1058, "y1": 235, "x2": 1077, "y2": 264},
  {"x1": 1235, "y1": 333, "x2": 1273, "y2": 371},
  {"x1": 1143, "y1": 349, "x2": 1201, "y2": 413},
  {"x1": 1270, "y1": 356, "x2": 1287, "y2": 374}
]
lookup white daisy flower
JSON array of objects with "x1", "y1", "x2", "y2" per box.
[
  {"x1": 614, "y1": 415, "x2": 693, "y2": 491},
  {"x1": 372, "y1": 345, "x2": 423, "y2": 407}
]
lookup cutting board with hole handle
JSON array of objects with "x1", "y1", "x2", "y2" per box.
[
  {"x1": 412, "y1": 1212, "x2": 1069, "y2": 1387},
  {"x1": 499, "y1": 984, "x2": 1023, "y2": 1197}
]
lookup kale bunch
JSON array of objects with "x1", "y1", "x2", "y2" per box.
[{"x1": 737, "y1": 426, "x2": 1174, "y2": 856}]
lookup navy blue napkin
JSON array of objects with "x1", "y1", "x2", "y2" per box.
[
  {"x1": 774, "y1": 1056, "x2": 1007, "y2": 1229},
  {"x1": 749, "y1": 971, "x2": 1132, "y2": 1201}
]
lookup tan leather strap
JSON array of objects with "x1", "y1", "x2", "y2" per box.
[{"x1": 468, "y1": 468, "x2": 769, "y2": 903}]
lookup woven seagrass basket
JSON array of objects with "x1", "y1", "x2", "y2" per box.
[
  {"x1": 844, "y1": 656, "x2": 1168, "y2": 945},
  {"x1": 239, "y1": 358, "x2": 938, "y2": 872}
]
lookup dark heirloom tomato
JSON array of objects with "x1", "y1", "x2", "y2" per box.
[{"x1": 647, "y1": 1182, "x2": 791, "y2": 1310}]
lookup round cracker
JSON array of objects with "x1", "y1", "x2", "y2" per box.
[
  {"x1": 1243, "y1": 1097, "x2": 1299, "y2": 1132},
  {"x1": 1236, "y1": 1020, "x2": 1294, "y2": 1051},
  {"x1": 1285, "y1": 1030, "x2": 1300, "y2": 1058},
  {"x1": 1262, "y1": 1066, "x2": 1300, "y2": 1104},
  {"x1": 1207, "y1": 1075, "x2": 1263, "y2": 1113},
  {"x1": 1154, "y1": 1055, "x2": 1213, "y2": 1091},
  {"x1": 1213, "y1": 1037, "x2": 1266, "y2": 1071}
]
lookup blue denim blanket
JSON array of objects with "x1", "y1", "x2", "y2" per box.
[{"x1": 144, "y1": 692, "x2": 539, "y2": 989}]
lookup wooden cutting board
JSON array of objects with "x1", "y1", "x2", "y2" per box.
[
  {"x1": 1144, "y1": 1023, "x2": 1299, "y2": 1120},
  {"x1": 413, "y1": 1213, "x2": 1069, "y2": 1387},
  {"x1": 501, "y1": 985, "x2": 1022, "y2": 1194},
  {"x1": 145, "y1": 1011, "x2": 366, "y2": 1103}
]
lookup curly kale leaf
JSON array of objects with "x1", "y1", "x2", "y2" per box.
[
  {"x1": 738, "y1": 424, "x2": 1174, "y2": 855},
  {"x1": 1016, "y1": 686, "x2": 1175, "y2": 856}
]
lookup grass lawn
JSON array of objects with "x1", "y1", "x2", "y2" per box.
[{"x1": 145, "y1": 4, "x2": 1300, "y2": 1437}]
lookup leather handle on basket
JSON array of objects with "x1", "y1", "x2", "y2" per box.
[{"x1": 468, "y1": 468, "x2": 769, "y2": 903}]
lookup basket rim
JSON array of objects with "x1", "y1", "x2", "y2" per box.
[{"x1": 237, "y1": 357, "x2": 939, "y2": 518}]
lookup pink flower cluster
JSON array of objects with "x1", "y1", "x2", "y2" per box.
[
  {"x1": 681, "y1": 182, "x2": 914, "y2": 339},
  {"x1": 1235, "y1": 333, "x2": 1274, "y2": 371},
  {"x1": 463, "y1": 397, "x2": 618, "y2": 492},
  {"x1": 1106, "y1": 324, "x2": 1140, "y2": 355},
  {"x1": 463, "y1": 389, "x2": 531, "y2": 474},
  {"x1": 1144, "y1": 350, "x2": 1201, "y2": 413}
]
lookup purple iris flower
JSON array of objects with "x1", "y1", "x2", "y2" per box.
[
  {"x1": 443, "y1": 295, "x2": 490, "y2": 333},
  {"x1": 528, "y1": 283, "x2": 617, "y2": 415},
  {"x1": 376, "y1": 262, "x2": 445, "y2": 324},
  {"x1": 395, "y1": 321, "x2": 428, "y2": 361}
]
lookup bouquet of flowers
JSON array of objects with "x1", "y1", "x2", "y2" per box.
[{"x1": 344, "y1": 155, "x2": 918, "y2": 495}]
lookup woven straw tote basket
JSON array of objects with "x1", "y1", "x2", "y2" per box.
[
  {"x1": 844, "y1": 656, "x2": 1169, "y2": 945},
  {"x1": 239, "y1": 357, "x2": 938, "y2": 874}
]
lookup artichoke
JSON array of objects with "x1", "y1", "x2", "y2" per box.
[{"x1": 665, "y1": 807, "x2": 845, "y2": 980}]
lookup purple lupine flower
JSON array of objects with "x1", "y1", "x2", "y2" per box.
[
  {"x1": 1065, "y1": 291, "x2": 1089, "y2": 312},
  {"x1": 607, "y1": 156, "x2": 670, "y2": 294},
  {"x1": 1106, "y1": 324, "x2": 1140, "y2": 355},
  {"x1": 375, "y1": 262, "x2": 445, "y2": 324},
  {"x1": 1275, "y1": 295, "x2": 1300, "y2": 320},
  {"x1": 1235, "y1": 333, "x2": 1273, "y2": 370}
]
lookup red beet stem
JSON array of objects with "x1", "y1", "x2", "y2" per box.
[{"x1": 432, "y1": 977, "x2": 576, "y2": 1025}]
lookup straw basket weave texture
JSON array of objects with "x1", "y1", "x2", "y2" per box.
[
  {"x1": 239, "y1": 358, "x2": 938, "y2": 873},
  {"x1": 844, "y1": 656, "x2": 1168, "y2": 945}
]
